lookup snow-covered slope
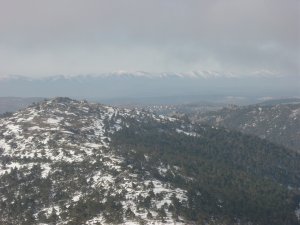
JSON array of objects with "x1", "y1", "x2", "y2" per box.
[
  {"x1": 0, "y1": 97, "x2": 189, "y2": 225},
  {"x1": 1, "y1": 97, "x2": 299, "y2": 225}
]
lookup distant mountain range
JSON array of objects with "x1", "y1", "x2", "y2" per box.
[
  {"x1": 0, "y1": 73, "x2": 298, "y2": 101},
  {"x1": 0, "y1": 70, "x2": 284, "y2": 81},
  {"x1": 0, "y1": 97, "x2": 299, "y2": 224}
]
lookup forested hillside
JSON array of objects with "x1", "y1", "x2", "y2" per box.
[
  {"x1": 0, "y1": 98, "x2": 299, "y2": 225},
  {"x1": 187, "y1": 103, "x2": 300, "y2": 152}
]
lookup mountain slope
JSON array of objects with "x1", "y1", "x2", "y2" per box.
[
  {"x1": 0, "y1": 98, "x2": 299, "y2": 225},
  {"x1": 111, "y1": 118, "x2": 300, "y2": 225},
  {"x1": 192, "y1": 103, "x2": 300, "y2": 152}
]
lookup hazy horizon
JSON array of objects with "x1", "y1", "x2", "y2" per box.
[{"x1": 0, "y1": 0, "x2": 299, "y2": 101}]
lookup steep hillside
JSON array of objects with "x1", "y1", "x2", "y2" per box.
[
  {"x1": 0, "y1": 98, "x2": 299, "y2": 225},
  {"x1": 192, "y1": 103, "x2": 300, "y2": 152}
]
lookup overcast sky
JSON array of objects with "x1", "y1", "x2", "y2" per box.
[{"x1": 0, "y1": 0, "x2": 299, "y2": 78}]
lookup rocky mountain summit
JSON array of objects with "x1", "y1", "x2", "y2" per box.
[{"x1": 0, "y1": 98, "x2": 299, "y2": 225}]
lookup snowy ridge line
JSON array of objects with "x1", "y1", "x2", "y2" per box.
[{"x1": 0, "y1": 97, "x2": 190, "y2": 225}]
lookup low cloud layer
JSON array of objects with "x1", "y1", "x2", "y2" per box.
[{"x1": 0, "y1": 0, "x2": 299, "y2": 77}]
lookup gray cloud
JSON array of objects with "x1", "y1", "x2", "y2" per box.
[{"x1": 0, "y1": 0, "x2": 299, "y2": 77}]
